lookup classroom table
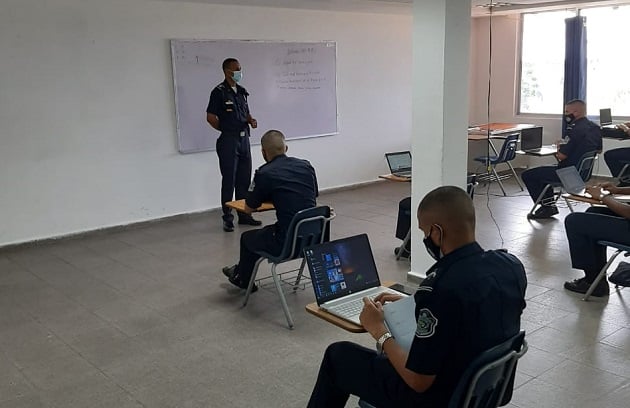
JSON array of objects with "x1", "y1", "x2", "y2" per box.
[
  {"x1": 305, "y1": 280, "x2": 397, "y2": 333},
  {"x1": 515, "y1": 145, "x2": 558, "y2": 157},
  {"x1": 379, "y1": 174, "x2": 411, "y2": 182},
  {"x1": 225, "y1": 199, "x2": 274, "y2": 212}
]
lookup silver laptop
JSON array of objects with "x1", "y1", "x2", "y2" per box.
[
  {"x1": 556, "y1": 166, "x2": 588, "y2": 196},
  {"x1": 304, "y1": 234, "x2": 407, "y2": 325},
  {"x1": 600, "y1": 108, "x2": 617, "y2": 129},
  {"x1": 385, "y1": 151, "x2": 412, "y2": 178}
]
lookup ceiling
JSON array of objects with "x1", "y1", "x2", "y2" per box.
[{"x1": 156, "y1": 0, "x2": 630, "y2": 16}]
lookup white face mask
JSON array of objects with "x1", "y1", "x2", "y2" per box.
[{"x1": 232, "y1": 70, "x2": 243, "y2": 83}]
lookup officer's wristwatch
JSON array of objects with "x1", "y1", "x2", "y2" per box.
[{"x1": 376, "y1": 332, "x2": 394, "y2": 354}]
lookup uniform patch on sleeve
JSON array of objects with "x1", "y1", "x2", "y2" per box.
[
  {"x1": 415, "y1": 308, "x2": 438, "y2": 338},
  {"x1": 248, "y1": 180, "x2": 255, "y2": 192}
]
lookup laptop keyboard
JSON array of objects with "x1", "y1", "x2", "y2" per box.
[{"x1": 327, "y1": 291, "x2": 396, "y2": 321}]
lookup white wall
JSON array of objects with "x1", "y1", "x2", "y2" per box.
[
  {"x1": 468, "y1": 15, "x2": 617, "y2": 176},
  {"x1": 0, "y1": 0, "x2": 412, "y2": 246}
]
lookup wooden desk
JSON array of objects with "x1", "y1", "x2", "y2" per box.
[
  {"x1": 305, "y1": 280, "x2": 397, "y2": 333},
  {"x1": 468, "y1": 123, "x2": 536, "y2": 136},
  {"x1": 516, "y1": 146, "x2": 558, "y2": 157},
  {"x1": 225, "y1": 199, "x2": 274, "y2": 213},
  {"x1": 563, "y1": 193, "x2": 630, "y2": 205},
  {"x1": 379, "y1": 174, "x2": 411, "y2": 183}
]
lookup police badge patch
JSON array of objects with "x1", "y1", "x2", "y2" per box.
[{"x1": 415, "y1": 308, "x2": 438, "y2": 338}]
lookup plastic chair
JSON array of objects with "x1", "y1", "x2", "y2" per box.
[
  {"x1": 582, "y1": 241, "x2": 630, "y2": 301},
  {"x1": 528, "y1": 150, "x2": 599, "y2": 216},
  {"x1": 242, "y1": 206, "x2": 334, "y2": 329},
  {"x1": 358, "y1": 331, "x2": 528, "y2": 408},
  {"x1": 474, "y1": 133, "x2": 524, "y2": 196}
]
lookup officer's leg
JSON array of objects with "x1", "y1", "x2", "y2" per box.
[
  {"x1": 521, "y1": 166, "x2": 559, "y2": 206},
  {"x1": 604, "y1": 147, "x2": 630, "y2": 179},
  {"x1": 234, "y1": 225, "x2": 282, "y2": 286},
  {"x1": 235, "y1": 133, "x2": 253, "y2": 201},
  {"x1": 307, "y1": 341, "x2": 425, "y2": 408},
  {"x1": 216, "y1": 133, "x2": 239, "y2": 222}
]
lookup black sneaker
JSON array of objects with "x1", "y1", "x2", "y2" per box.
[
  {"x1": 564, "y1": 277, "x2": 609, "y2": 297},
  {"x1": 527, "y1": 206, "x2": 559, "y2": 220},
  {"x1": 238, "y1": 217, "x2": 262, "y2": 226},
  {"x1": 222, "y1": 265, "x2": 257, "y2": 292},
  {"x1": 223, "y1": 219, "x2": 235, "y2": 232},
  {"x1": 394, "y1": 246, "x2": 410, "y2": 259}
]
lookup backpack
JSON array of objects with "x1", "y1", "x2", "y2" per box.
[{"x1": 608, "y1": 261, "x2": 630, "y2": 287}]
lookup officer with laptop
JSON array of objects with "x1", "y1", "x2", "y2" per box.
[
  {"x1": 307, "y1": 186, "x2": 527, "y2": 408},
  {"x1": 522, "y1": 99, "x2": 602, "y2": 219}
]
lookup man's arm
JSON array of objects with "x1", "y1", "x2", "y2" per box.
[
  {"x1": 207, "y1": 113, "x2": 220, "y2": 131},
  {"x1": 360, "y1": 298, "x2": 436, "y2": 393},
  {"x1": 587, "y1": 186, "x2": 630, "y2": 218}
]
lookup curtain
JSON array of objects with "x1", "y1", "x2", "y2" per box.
[{"x1": 562, "y1": 16, "x2": 587, "y2": 136}]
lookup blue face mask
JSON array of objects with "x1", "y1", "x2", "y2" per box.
[{"x1": 232, "y1": 70, "x2": 243, "y2": 83}]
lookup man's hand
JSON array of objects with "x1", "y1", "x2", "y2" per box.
[
  {"x1": 359, "y1": 297, "x2": 387, "y2": 339},
  {"x1": 249, "y1": 117, "x2": 258, "y2": 129},
  {"x1": 374, "y1": 292, "x2": 404, "y2": 304},
  {"x1": 598, "y1": 182, "x2": 620, "y2": 195},
  {"x1": 585, "y1": 185, "x2": 606, "y2": 201}
]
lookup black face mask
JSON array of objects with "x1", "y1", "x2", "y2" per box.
[
  {"x1": 564, "y1": 114, "x2": 575, "y2": 124},
  {"x1": 423, "y1": 225, "x2": 443, "y2": 261}
]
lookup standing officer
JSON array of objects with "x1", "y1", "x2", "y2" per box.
[{"x1": 206, "y1": 58, "x2": 261, "y2": 232}]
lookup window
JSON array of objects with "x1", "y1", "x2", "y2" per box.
[
  {"x1": 519, "y1": 6, "x2": 630, "y2": 117},
  {"x1": 519, "y1": 10, "x2": 576, "y2": 115}
]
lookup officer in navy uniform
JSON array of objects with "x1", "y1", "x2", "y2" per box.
[
  {"x1": 222, "y1": 130, "x2": 318, "y2": 290},
  {"x1": 207, "y1": 58, "x2": 261, "y2": 232},
  {"x1": 522, "y1": 99, "x2": 602, "y2": 219},
  {"x1": 307, "y1": 186, "x2": 527, "y2": 408}
]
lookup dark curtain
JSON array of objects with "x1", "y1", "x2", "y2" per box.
[{"x1": 562, "y1": 16, "x2": 587, "y2": 136}]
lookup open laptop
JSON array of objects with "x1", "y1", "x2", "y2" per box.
[
  {"x1": 385, "y1": 151, "x2": 412, "y2": 178},
  {"x1": 304, "y1": 234, "x2": 407, "y2": 325},
  {"x1": 519, "y1": 127, "x2": 556, "y2": 155},
  {"x1": 557, "y1": 166, "x2": 630, "y2": 202},
  {"x1": 600, "y1": 108, "x2": 618, "y2": 129}
]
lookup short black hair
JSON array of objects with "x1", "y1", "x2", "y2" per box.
[
  {"x1": 566, "y1": 99, "x2": 586, "y2": 107},
  {"x1": 222, "y1": 58, "x2": 238, "y2": 71},
  {"x1": 418, "y1": 186, "x2": 475, "y2": 229}
]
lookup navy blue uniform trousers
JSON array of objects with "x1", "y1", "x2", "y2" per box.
[
  {"x1": 216, "y1": 131, "x2": 252, "y2": 222},
  {"x1": 236, "y1": 225, "x2": 283, "y2": 285},
  {"x1": 521, "y1": 166, "x2": 559, "y2": 206},
  {"x1": 565, "y1": 207, "x2": 630, "y2": 281},
  {"x1": 307, "y1": 341, "x2": 428, "y2": 408},
  {"x1": 604, "y1": 147, "x2": 630, "y2": 178}
]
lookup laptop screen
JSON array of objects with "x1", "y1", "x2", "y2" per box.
[
  {"x1": 520, "y1": 127, "x2": 543, "y2": 151},
  {"x1": 304, "y1": 234, "x2": 381, "y2": 305},
  {"x1": 600, "y1": 108, "x2": 612, "y2": 126},
  {"x1": 385, "y1": 151, "x2": 412, "y2": 173},
  {"x1": 556, "y1": 166, "x2": 585, "y2": 195}
]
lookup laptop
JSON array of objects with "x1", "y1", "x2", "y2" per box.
[
  {"x1": 385, "y1": 151, "x2": 412, "y2": 178},
  {"x1": 520, "y1": 127, "x2": 543, "y2": 152},
  {"x1": 304, "y1": 234, "x2": 408, "y2": 326},
  {"x1": 556, "y1": 166, "x2": 588, "y2": 196},
  {"x1": 600, "y1": 108, "x2": 617, "y2": 129}
]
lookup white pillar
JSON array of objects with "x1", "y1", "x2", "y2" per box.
[{"x1": 409, "y1": 0, "x2": 471, "y2": 281}]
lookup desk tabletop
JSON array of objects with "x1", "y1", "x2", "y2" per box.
[
  {"x1": 516, "y1": 146, "x2": 558, "y2": 157},
  {"x1": 468, "y1": 123, "x2": 537, "y2": 136},
  {"x1": 225, "y1": 199, "x2": 274, "y2": 213},
  {"x1": 379, "y1": 174, "x2": 411, "y2": 182},
  {"x1": 305, "y1": 280, "x2": 397, "y2": 333}
]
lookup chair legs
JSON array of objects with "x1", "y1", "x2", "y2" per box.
[
  {"x1": 491, "y1": 166, "x2": 507, "y2": 196},
  {"x1": 292, "y1": 258, "x2": 307, "y2": 290},
  {"x1": 506, "y1": 161, "x2": 525, "y2": 191},
  {"x1": 270, "y1": 263, "x2": 295, "y2": 329},
  {"x1": 396, "y1": 229, "x2": 411, "y2": 261},
  {"x1": 528, "y1": 184, "x2": 556, "y2": 216},
  {"x1": 242, "y1": 257, "x2": 265, "y2": 307},
  {"x1": 583, "y1": 248, "x2": 624, "y2": 301}
]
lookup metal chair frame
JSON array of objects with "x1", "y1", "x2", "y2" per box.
[
  {"x1": 583, "y1": 240, "x2": 630, "y2": 301},
  {"x1": 474, "y1": 133, "x2": 524, "y2": 196},
  {"x1": 242, "y1": 206, "x2": 334, "y2": 329}
]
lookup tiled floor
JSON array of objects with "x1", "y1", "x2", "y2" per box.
[{"x1": 1, "y1": 178, "x2": 629, "y2": 407}]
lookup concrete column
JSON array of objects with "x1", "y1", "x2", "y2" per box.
[{"x1": 409, "y1": 0, "x2": 471, "y2": 280}]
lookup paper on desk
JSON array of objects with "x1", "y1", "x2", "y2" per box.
[{"x1": 383, "y1": 295, "x2": 417, "y2": 352}]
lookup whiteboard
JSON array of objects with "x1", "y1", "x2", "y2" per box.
[{"x1": 170, "y1": 40, "x2": 338, "y2": 153}]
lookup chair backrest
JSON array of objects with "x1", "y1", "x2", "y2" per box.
[
  {"x1": 575, "y1": 150, "x2": 599, "y2": 182},
  {"x1": 275, "y1": 206, "x2": 334, "y2": 263},
  {"x1": 496, "y1": 134, "x2": 520, "y2": 163},
  {"x1": 448, "y1": 331, "x2": 527, "y2": 408}
]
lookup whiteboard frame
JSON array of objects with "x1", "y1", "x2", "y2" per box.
[{"x1": 170, "y1": 39, "x2": 339, "y2": 154}]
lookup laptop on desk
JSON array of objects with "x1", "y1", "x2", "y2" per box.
[
  {"x1": 557, "y1": 166, "x2": 630, "y2": 203},
  {"x1": 304, "y1": 234, "x2": 407, "y2": 326},
  {"x1": 385, "y1": 151, "x2": 412, "y2": 178},
  {"x1": 600, "y1": 108, "x2": 619, "y2": 129}
]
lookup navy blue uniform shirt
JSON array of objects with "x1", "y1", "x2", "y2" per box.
[
  {"x1": 245, "y1": 154, "x2": 318, "y2": 242},
  {"x1": 406, "y1": 242, "x2": 527, "y2": 406},
  {"x1": 558, "y1": 117, "x2": 602, "y2": 168},
  {"x1": 206, "y1": 81, "x2": 251, "y2": 133}
]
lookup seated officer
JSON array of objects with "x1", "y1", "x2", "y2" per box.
[
  {"x1": 222, "y1": 130, "x2": 318, "y2": 290},
  {"x1": 563, "y1": 181, "x2": 630, "y2": 296},
  {"x1": 307, "y1": 186, "x2": 527, "y2": 408},
  {"x1": 522, "y1": 99, "x2": 602, "y2": 219}
]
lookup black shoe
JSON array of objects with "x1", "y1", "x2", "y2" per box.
[
  {"x1": 564, "y1": 277, "x2": 609, "y2": 297},
  {"x1": 394, "y1": 246, "x2": 410, "y2": 259},
  {"x1": 223, "y1": 219, "x2": 234, "y2": 232},
  {"x1": 238, "y1": 217, "x2": 262, "y2": 226},
  {"x1": 222, "y1": 265, "x2": 257, "y2": 293},
  {"x1": 527, "y1": 206, "x2": 559, "y2": 220}
]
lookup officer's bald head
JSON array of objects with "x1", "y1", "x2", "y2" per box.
[
  {"x1": 417, "y1": 186, "x2": 476, "y2": 252},
  {"x1": 261, "y1": 130, "x2": 288, "y2": 162}
]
